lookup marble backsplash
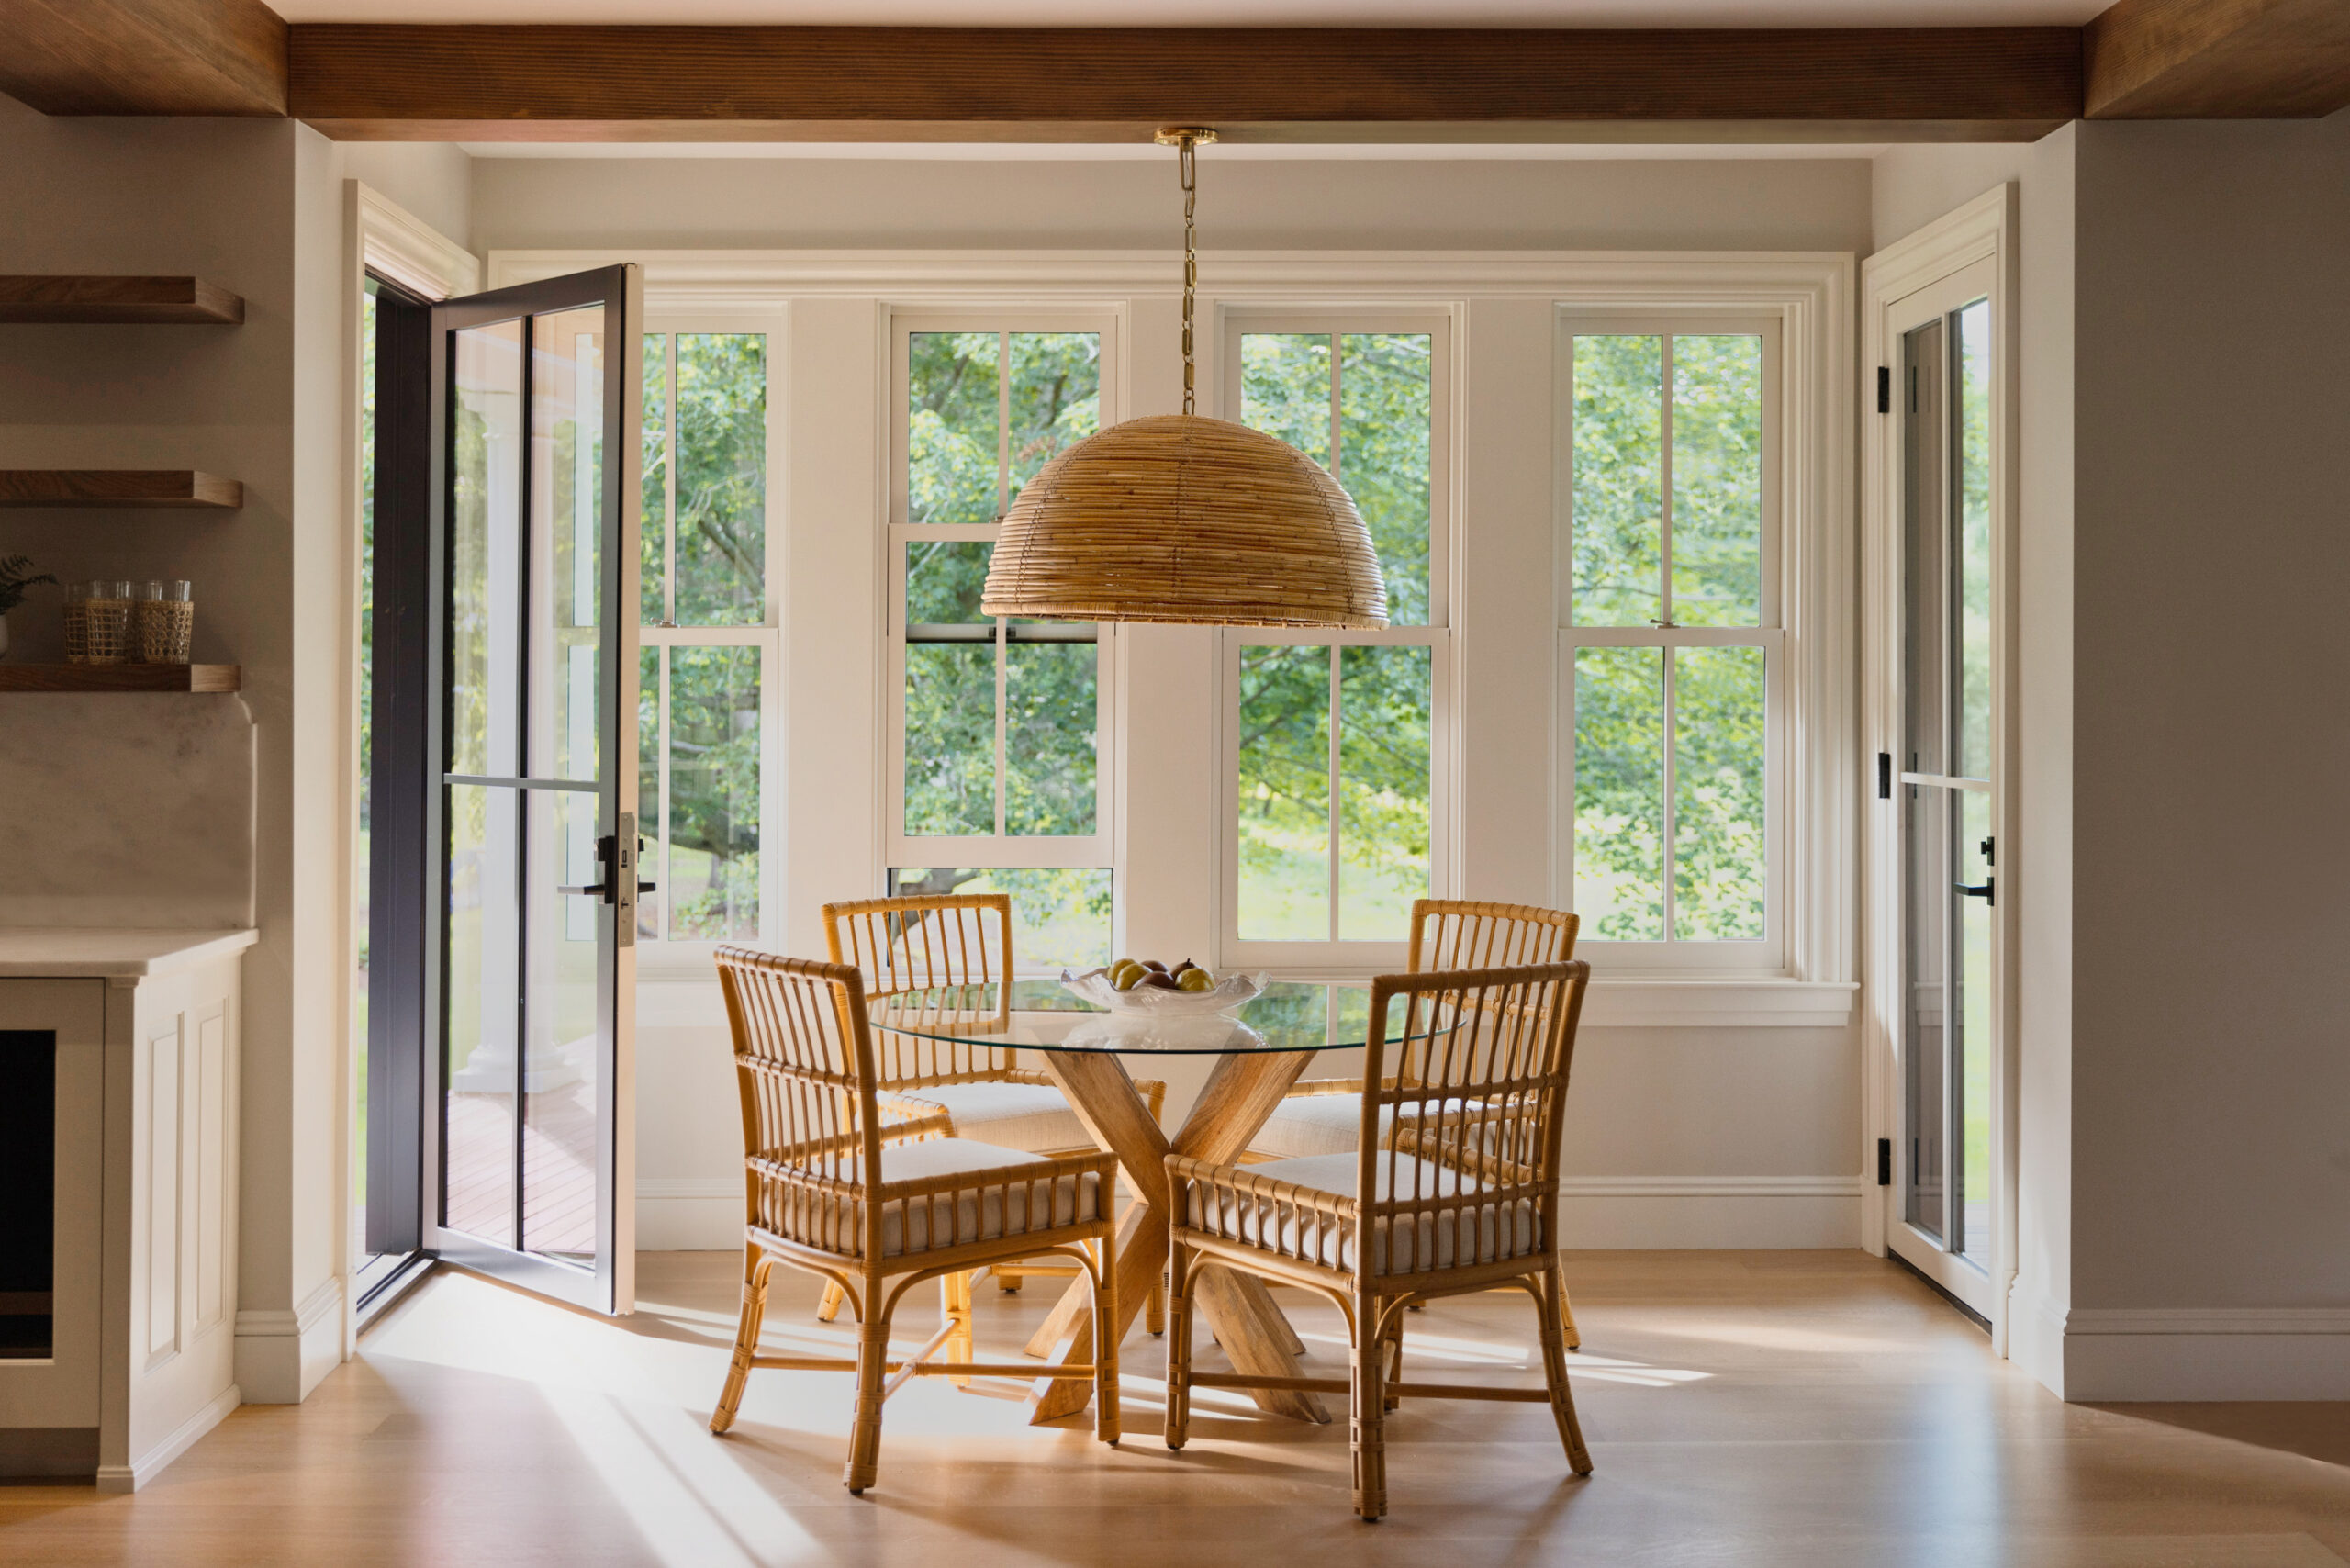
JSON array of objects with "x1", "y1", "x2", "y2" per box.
[{"x1": 0, "y1": 692, "x2": 254, "y2": 927}]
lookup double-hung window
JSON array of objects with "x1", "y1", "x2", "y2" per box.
[
  {"x1": 1221, "y1": 315, "x2": 1451, "y2": 970},
  {"x1": 1559, "y1": 319, "x2": 1783, "y2": 969},
  {"x1": 636, "y1": 324, "x2": 778, "y2": 954},
  {"x1": 887, "y1": 318, "x2": 1117, "y2": 971}
]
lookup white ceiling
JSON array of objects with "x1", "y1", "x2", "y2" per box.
[{"x1": 277, "y1": 0, "x2": 2109, "y2": 24}]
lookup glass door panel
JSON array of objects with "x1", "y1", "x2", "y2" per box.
[
  {"x1": 1892, "y1": 287, "x2": 1998, "y2": 1314},
  {"x1": 428, "y1": 267, "x2": 640, "y2": 1316}
]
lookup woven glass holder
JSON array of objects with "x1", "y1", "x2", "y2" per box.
[
  {"x1": 84, "y1": 596, "x2": 132, "y2": 666},
  {"x1": 62, "y1": 593, "x2": 90, "y2": 665},
  {"x1": 137, "y1": 599, "x2": 195, "y2": 665}
]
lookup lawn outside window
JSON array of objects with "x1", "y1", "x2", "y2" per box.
[
  {"x1": 886, "y1": 314, "x2": 1120, "y2": 974},
  {"x1": 1219, "y1": 312, "x2": 1453, "y2": 974}
]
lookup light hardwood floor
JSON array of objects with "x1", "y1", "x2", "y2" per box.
[{"x1": 6, "y1": 1251, "x2": 2345, "y2": 1566}]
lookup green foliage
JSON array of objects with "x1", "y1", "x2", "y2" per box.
[
  {"x1": 890, "y1": 867, "x2": 1112, "y2": 971},
  {"x1": 901, "y1": 334, "x2": 1101, "y2": 844},
  {"x1": 1233, "y1": 334, "x2": 1436, "y2": 943},
  {"x1": 0, "y1": 555, "x2": 57, "y2": 616},
  {"x1": 1569, "y1": 333, "x2": 1768, "y2": 943}
]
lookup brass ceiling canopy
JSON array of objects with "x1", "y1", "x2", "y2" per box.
[{"x1": 978, "y1": 127, "x2": 1387, "y2": 629}]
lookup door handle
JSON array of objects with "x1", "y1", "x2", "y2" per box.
[
  {"x1": 556, "y1": 830, "x2": 655, "y2": 902},
  {"x1": 1955, "y1": 879, "x2": 1995, "y2": 904}
]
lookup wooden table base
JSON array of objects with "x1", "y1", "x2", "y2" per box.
[{"x1": 1027, "y1": 1047, "x2": 1328, "y2": 1426}]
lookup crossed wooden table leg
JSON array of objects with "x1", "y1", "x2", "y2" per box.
[{"x1": 1024, "y1": 1047, "x2": 1330, "y2": 1427}]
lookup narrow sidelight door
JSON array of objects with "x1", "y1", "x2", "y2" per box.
[
  {"x1": 1886, "y1": 267, "x2": 1999, "y2": 1317},
  {"x1": 425, "y1": 267, "x2": 643, "y2": 1315}
]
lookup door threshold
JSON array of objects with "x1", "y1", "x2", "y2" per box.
[
  {"x1": 354, "y1": 1251, "x2": 438, "y2": 1331},
  {"x1": 1887, "y1": 1249, "x2": 1990, "y2": 1335}
]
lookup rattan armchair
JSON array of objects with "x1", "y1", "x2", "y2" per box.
[
  {"x1": 1244, "y1": 899, "x2": 1584, "y2": 1346},
  {"x1": 820, "y1": 892, "x2": 1167, "y2": 1332},
  {"x1": 1165, "y1": 959, "x2": 1594, "y2": 1520},
  {"x1": 707, "y1": 948, "x2": 1120, "y2": 1492}
]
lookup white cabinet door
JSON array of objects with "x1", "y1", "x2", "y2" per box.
[{"x1": 0, "y1": 978, "x2": 105, "y2": 1432}]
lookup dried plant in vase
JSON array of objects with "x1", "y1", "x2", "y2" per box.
[{"x1": 0, "y1": 555, "x2": 59, "y2": 662}]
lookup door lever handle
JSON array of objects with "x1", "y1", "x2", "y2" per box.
[
  {"x1": 558, "y1": 879, "x2": 656, "y2": 897},
  {"x1": 1955, "y1": 879, "x2": 1995, "y2": 904}
]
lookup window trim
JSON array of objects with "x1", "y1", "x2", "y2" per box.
[
  {"x1": 882, "y1": 311, "x2": 1123, "y2": 921},
  {"x1": 1215, "y1": 308, "x2": 1457, "y2": 973},
  {"x1": 1548, "y1": 280, "x2": 1853, "y2": 994},
  {"x1": 633, "y1": 311, "x2": 787, "y2": 972},
  {"x1": 1556, "y1": 313, "x2": 1787, "y2": 972}
]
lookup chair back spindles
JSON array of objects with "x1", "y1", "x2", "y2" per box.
[
  {"x1": 1409, "y1": 898, "x2": 1579, "y2": 975},
  {"x1": 824, "y1": 893, "x2": 1017, "y2": 1090},
  {"x1": 1360, "y1": 960, "x2": 1589, "y2": 1279}
]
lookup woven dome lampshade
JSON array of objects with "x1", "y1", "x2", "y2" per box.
[
  {"x1": 979, "y1": 413, "x2": 1388, "y2": 628},
  {"x1": 977, "y1": 125, "x2": 1388, "y2": 630}
]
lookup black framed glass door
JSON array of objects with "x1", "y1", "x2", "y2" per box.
[{"x1": 424, "y1": 266, "x2": 643, "y2": 1315}]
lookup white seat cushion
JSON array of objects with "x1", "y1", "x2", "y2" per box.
[
  {"x1": 1247, "y1": 1092, "x2": 1374, "y2": 1159},
  {"x1": 1185, "y1": 1152, "x2": 1537, "y2": 1277},
  {"x1": 769, "y1": 1137, "x2": 1102, "y2": 1259},
  {"x1": 910, "y1": 1081, "x2": 1092, "y2": 1155}
]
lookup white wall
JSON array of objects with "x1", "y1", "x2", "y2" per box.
[
  {"x1": 1872, "y1": 128, "x2": 2077, "y2": 1393},
  {"x1": 2061, "y1": 110, "x2": 2350, "y2": 1399},
  {"x1": 478, "y1": 151, "x2": 1876, "y2": 1254}
]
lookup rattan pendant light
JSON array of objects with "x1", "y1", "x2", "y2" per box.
[{"x1": 979, "y1": 129, "x2": 1388, "y2": 628}]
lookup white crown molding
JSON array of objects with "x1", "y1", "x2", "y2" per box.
[
  {"x1": 487, "y1": 247, "x2": 1853, "y2": 310},
  {"x1": 352, "y1": 182, "x2": 481, "y2": 302}
]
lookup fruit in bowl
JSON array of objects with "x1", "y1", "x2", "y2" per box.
[{"x1": 1109, "y1": 958, "x2": 1215, "y2": 994}]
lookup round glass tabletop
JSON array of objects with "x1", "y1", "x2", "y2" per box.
[{"x1": 865, "y1": 979, "x2": 1408, "y2": 1056}]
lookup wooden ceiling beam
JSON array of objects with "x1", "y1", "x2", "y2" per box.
[
  {"x1": 285, "y1": 25, "x2": 2083, "y2": 143},
  {"x1": 0, "y1": 0, "x2": 286, "y2": 117},
  {"x1": 2087, "y1": 0, "x2": 2350, "y2": 118}
]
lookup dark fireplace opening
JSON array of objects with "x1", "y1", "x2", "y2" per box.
[{"x1": 0, "y1": 1031, "x2": 56, "y2": 1361}]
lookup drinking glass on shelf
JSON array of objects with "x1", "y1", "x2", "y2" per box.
[
  {"x1": 84, "y1": 580, "x2": 133, "y2": 666},
  {"x1": 137, "y1": 579, "x2": 195, "y2": 666},
  {"x1": 62, "y1": 581, "x2": 93, "y2": 664}
]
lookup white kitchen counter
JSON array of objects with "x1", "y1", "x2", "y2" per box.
[{"x1": 0, "y1": 926, "x2": 259, "y2": 978}]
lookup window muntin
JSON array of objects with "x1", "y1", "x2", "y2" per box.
[
  {"x1": 1561, "y1": 323, "x2": 1781, "y2": 964},
  {"x1": 889, "y1": 319, "x2": 1116, "y2": 967},
  {"x1": 636, "y1": 328, "x2": 774, "y2": 948},
  {"x1": 1224, "y1": 316, "x2": 1449, "y2": 965}
]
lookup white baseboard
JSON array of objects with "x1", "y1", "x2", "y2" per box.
[
  {"x1": 2006, "y1": 1282, "x2": 2071, "y2": 1399},
  {"x1": 95, "y1": 1383, "x2": 241, "y2": 1494},
  {"x1": 636, "y1": 1174, "x2": 1865, "y2": 1252},
  {"x1": 2062, "y1": 1307, "x2": 2350, "y2": 1401},
  {"x1": 234, "y1": 1275, "x2": 345, "y2": 1404}
]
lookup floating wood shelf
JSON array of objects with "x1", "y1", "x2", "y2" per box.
[
  {"x1": 0, "y1": 664, "x2": 240, "y2": 693},
  {"x1": 0, "y1": 275, "x2": 244, "y2": 325},
  {"x1": 0, "y1": 470, "x2": 242, "y2": 510}
]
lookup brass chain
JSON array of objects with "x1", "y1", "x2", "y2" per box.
[{"x1": 1179, "y1": 131, "x2": 1198, "y2": 416}]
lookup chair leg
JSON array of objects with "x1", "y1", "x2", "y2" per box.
[
  {"x1": 1559, "y1": 1275, "x2": 1583, "y2": 1351},
  {"x1": 710, "y1": 1244, "x2": 771, "y2": 1435},
  {"x1": 1538, "y1": 1262, "x2": 1595, "y2": 1477},
  {"x1": 1092, "y1": 1237, "x2": 1121, "y2": 1446},
  {"x1": 1146, "y1": 1267, "x2": 1166, "y2": 1337},
  {"x1": 1164, "y1": 1239, "x2": 1192, "y2": 1450},
  {"x1": 845, "y1": 1277, "x2": 893, "y2": 1495},
  {"x1": 1382, "y1": 1315, "x2": 1404, "y2": 1413},
  {"x1": 817, "y1": 1278, "x2": 845, "y2": 1322},
  {"x1": 943, "y1": 1270, "x2": 975, "y2": 1389},
  {"x1": 1351, "y1": 1293, "x2": 1388, "y2": 1522}
]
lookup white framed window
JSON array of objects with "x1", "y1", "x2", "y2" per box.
[
  {"x1": 1557, "y1": 316, "x2": 1786, "y2": 972},
  {"x1": 635, "y1": 319, "x2": 783, "y2": 959},
  {"x1": 1218, "y1": 312, "x2": 1453, "y2": 972},
  {"x1": 886, "y1": 314, "x2": 1120, "y2": 972}
]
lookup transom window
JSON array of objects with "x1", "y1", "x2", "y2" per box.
[
  {"x1": 635, "y1": 327, "x2": 775, "y2": 947},
  {"x1": 1222, "y1": 317, "x2": 1451, "y2": 967},
  {"x1": 888, "y1": 320, "x2": 1117, "y2": 971},
  {"x1": 1559, "y1": 320, "x2": 1783, "y2": 966}
]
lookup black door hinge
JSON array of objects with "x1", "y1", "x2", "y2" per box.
[
  {"x1": 1876, "y1": 365, "x2": 1891, "y2": 414},
  {"x1": 1876, "y1": 1138, "x2": 1893, "y2": 1186},
  {"x1": 1877, "y1": 751, "x2": 1892, "y2": 800}
]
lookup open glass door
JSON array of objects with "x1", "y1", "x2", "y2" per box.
[
  {"x1": 424, "y1": 266, "x2": 642, "y2": 1315},
  {"x1": 1886, "y1": 259, "x2": 1999, "y2": 1318}
]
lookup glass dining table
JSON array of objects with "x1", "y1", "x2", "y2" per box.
[{"x1": 865, "y1": 980, "x2": 1408, "y2": 1428}]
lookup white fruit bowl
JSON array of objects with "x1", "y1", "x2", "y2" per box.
[{"x1": 1059, "y1": 968, "x2": 1269, "y2": 1016}]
